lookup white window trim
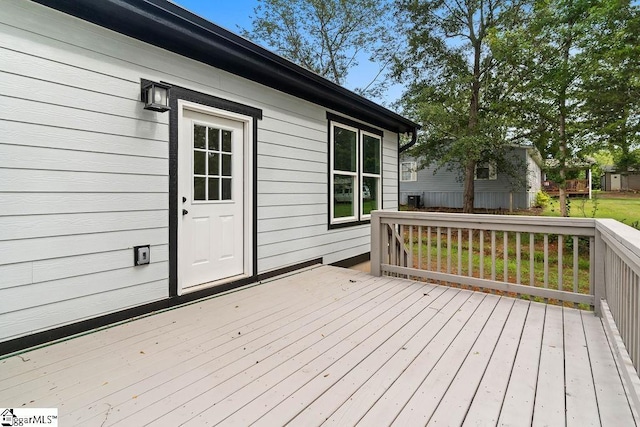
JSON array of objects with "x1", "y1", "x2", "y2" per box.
[
  {"x1": 475, "y1": 161, "x2": 498, "y2": 180},
  {"x1": 329, "y1": 122, "x2": 382, "y2": 225},
  {"x1": 400, "y1": 161, "x2": 418, "y2": 182},
  {"x1": 330, "y1": 122, "x2": 359, "y2": 224},
  {"x1": 360, "y1": 130, "x2": 382, "y2": 220}
]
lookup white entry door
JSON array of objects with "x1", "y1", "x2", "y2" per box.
[{"x1": 179, "y1": 106, "x2": 246, "y2": 292}]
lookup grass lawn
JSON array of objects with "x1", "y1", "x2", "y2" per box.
[
  {"x1": 541, "y1": 192, "x2": 640, "y2": 227},
  {"x1": 406, "y1": 230, "x2": 591, "y2": 306}
]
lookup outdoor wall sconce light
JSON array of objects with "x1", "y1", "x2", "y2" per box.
[{"x1": 141, "y1": 80, "x2": 171, "y2": 112}]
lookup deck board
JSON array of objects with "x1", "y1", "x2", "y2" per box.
[
  {"x1": 533, "y1": 304, "x2": 566, "y2": 427},
  {"x1": 0, "y1": 265, "x2": 636, "y2": 427},
  {"x1": 564, "y1": 308, "x2": 600, "y2": 426},
  {"x1": 498, "y1": 302, "x2": 546, "y2": 427}
]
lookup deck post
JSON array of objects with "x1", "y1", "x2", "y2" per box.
[
  {"x1": 594, "y1": 223, "x2": 606, "y2": 316},
  {"x1": 371, "y1": 211, "x2": 382, "y2": 276}
]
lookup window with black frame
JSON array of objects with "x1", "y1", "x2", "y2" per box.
[{"x1": 330, "y1": 120, "x2": 382, "y2": 225}]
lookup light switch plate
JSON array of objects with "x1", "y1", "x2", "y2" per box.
[{"x1": 134, "y1": 245, "x2": 150, "y2": 266}]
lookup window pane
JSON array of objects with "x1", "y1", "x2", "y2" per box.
[
  {"x1": 363, "y1": 135, "x2": 380, "y2": 174},
  {"x1": 194, "y1": 177, "x2": 205, "y2": 200},
  {"x1": 208, "y1": 128, "x2": 219, "y2": 151},
  {"x1": 476, "y1": 166, "x2": 490, "y2": 180},
  {"x1": 222, "y1": 154, "x2": 232, "y2": 177},
  {"x1": 194, "y1": 125, "x2": 206, "y2": 149},
  {"x1": 333, "y1": 175, "x2": 355, "y2": 218},
  {"x1": 334, "y1": 127, "x2": 356, "y2": 172},
  {"x1": 222, "y1": 178, "x2": 232, "y2": 200},
  {"x1": 193, "y1": 150, "x2": 206, "y2": 175},
  {"x1": 363, "y1": 176, "x2": 379, "y2": 215},
  {"x1": 208, "y1": 178, "x2": 219, "y2": 200},
  {"x1": 208, "y1": 152, "x2": 219, "y2": 176},
  {"x1": 222, "y1": 130, "x2": 232, "y2": 152}
]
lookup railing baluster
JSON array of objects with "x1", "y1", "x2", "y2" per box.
[
  {"x1": 447, "y1": 227, "x2": 452, "y2": 275},
  {"x1": 491, "y1": 230, "x2": 496, "y2": 281},
  {"x1": 427, "y1": 226, "x2": 432, "y2": 271},
  {"x1": 558, "y1": 235, "x2": 563, "y2": 294},
  {"x1": 504, "y1": 231, "x2": 509, "y2": 282},
  {"x1": 516, "y1": 232, "x2": 521, "y2": 284},
  {"x1": 437, "y1": 226, "x2": 442, "y2": 274},
  {"x1": 573, "y1": 236, "x2": 579, "y2": 294},
  {"x1": 530, "y1": 233, "x2": 535, "y2": 286},
  {"x1": 382, "y1": 223, "x2": 389, "y2": 273},
  {"x1": 544, "y1": 234, "x2": 549, "y2": 289},
  {"x1": 458, "y1": 228, "x2": 462, "y2": 276},
  {"x1": 409, "y1": 226, "x2": 414, "y2": 272},
  {"x1": 631, "y1": 275, "x2": 640, "y2": 370},
  {"x1": 468, "y1": 229, "x2": 473, "y2": 277},
  {"x1": 418, "y1": 226, "x2": 422, "y2": 271},
  {"x1": 390, "y1": 224, "x2": 396, "y2": 270},
  {"x1": 480, "y1": 230, "x2": 484, "y2": 279},
  {"x1": 589, "y1": 236, "x2": 595, "y2": 297}
]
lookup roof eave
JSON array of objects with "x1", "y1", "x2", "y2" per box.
[{"x1": 32, "y1": 0, "x2": 420, "y2": 134}]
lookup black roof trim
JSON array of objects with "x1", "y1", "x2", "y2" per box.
[{"x1": 32, "y1": 0, "x2": 420, "y2": 134}]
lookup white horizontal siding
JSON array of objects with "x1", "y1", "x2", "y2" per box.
[
  {"x1": 0, "y1": 120, "x2": 168, "y2": 158},
  {"x1": 0, "y1": 228, "x2": 168, "y2": 265},
  {"x1": 0, "y1": 0, "x2": 402, "y2": 344},
  {"x1": 0, "y1": 280, "x2": 168, "y2": 342},
  {"x1": 0, "y1": 193, "x2": 168, "y2": 216}
]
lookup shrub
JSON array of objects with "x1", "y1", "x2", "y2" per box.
[{"x1": 534, "y1": 191, "x2": 551, "y2": 209}]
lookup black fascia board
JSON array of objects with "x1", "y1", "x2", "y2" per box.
[{"x1": 32, "y1": 0, "x2": 420, "y2": 134}]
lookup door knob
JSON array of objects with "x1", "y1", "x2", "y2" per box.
[
  {"x1": 182, "y1": 209, "x2": 188, "y2": 215},
  {"x1": 182, "y1": 197, "x2": 186, "y2": 203}
]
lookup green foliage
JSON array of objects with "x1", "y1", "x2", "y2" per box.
[
  {"x1": 241, "y1": 0, "x2": 392, "y2": 93},
  {"x1": 394, "y1": 0, "x2": 529, "y2": 212},
  {"x1": 534, "y1": 191, "x2": 551, "y2": 209},
  {"x1": 579, "y1": 1, "x2": 640, "y2": 173}
]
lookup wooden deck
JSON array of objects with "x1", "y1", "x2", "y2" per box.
[{"x1": 0, "y1": 265, "x2": 636, "y2": 426}]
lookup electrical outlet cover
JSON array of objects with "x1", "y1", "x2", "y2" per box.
[{"x1": 134, "y1": 245, "x2": 150, "y2": 266}]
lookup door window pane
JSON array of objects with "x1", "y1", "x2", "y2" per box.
[
  {"x1": 208, "y1": 128, "x2": 219, "y2": 151},
  {"x1": 222, "y1": 154, "x2": 232, "y2": 177},
  {"x1": 193, "y1": 151, "x2": 206, "y2": 175},
  {"x1": 222, "y1": 178, "x2": 232, "y2": 200},
  {"x1": 208, "y1": 177, "x2": 219, "y2": 200},
  {"x1": 334, "y1": 126, "x2": 357, "y2": 172},
  {"x1": 208, "y1": 152, "x2": 219, "y2": 175},
  {"x1": 194, "y1": 177, "x2": 205, "y2": 200},
  {"x1": 222, "y1": 130, "x2": 232, "y2": 152},
  {"x1": 194, "y1": 124, "x2": 206, "y2": 149}
]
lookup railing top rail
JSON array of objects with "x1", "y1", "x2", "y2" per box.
[
  {"x1": 596, "y1": 218, "x2": 640, "y2": 263},
  {"x1": 372, "y1": 210, "x2": 597, "y2": 229}
]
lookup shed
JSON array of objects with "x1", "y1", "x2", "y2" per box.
[
  {"x1": 0, "y1": 0, "x2": 419, "y2": 354},
  {"x1": 399, "y1": 146, "x2": 542, "y2": 210},
  {"x1": 601, "y1": 166, "x2": 640, "y2": 191}
]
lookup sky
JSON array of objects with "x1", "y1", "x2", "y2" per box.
[{"x1": 171, "y1": 0, "x2": 404, "y2": 106}]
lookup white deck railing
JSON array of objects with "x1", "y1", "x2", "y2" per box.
[{"x1": 371, "y1": 211, "x2": 640, "y2": 375}]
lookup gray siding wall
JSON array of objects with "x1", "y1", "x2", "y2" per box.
[
  {"x1": 0, "y1": 0, "x2": 398, "y2": 343},
  {"x1": 400, "y1": 148, "x2": 536, "y2": 209}
]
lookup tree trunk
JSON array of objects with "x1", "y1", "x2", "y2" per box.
[
  {"x1": 463, "y1": 40, "x2": 482, "y2": 214},
  {"x1": 463, "y1": 159, "x2": 476, "y2": 213}
]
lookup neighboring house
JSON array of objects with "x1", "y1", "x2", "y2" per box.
[
  {"x1": 542, "y1": 157, "x2": 594, "y2": 198},
  {"x1": 400, "y1": 146, "x2": 542, "y2": 210},
  {"x1": 0, "y1": 0, "x2": 419, "y2": 353},
  {"x1": 601, "y1": 166, "x2": 640, "y2": 191}
]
